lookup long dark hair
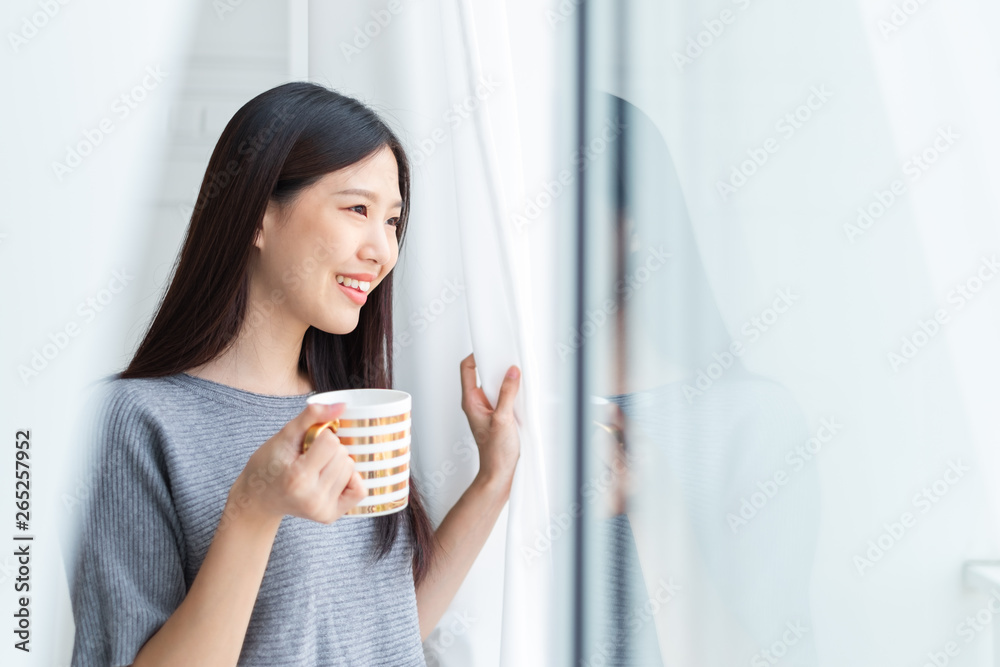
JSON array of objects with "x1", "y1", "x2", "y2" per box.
[{"x1": 120, "y1": 81, "x2": 436, "y2": 584}]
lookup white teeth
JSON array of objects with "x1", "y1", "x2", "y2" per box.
[{"x1": 336, "y1": 275, "x2": 371, "y2": 292}]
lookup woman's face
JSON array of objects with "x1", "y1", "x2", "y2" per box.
[{"x1": 252, "y1": 145, "x2": 402, "y2": 335}]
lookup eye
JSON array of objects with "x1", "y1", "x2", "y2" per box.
[
  {"x1": 386, "y1": 217, "x2": 400, "y2": 228},
  {"x1": 349, "y1": 204, "x2": 367, "y2": 216}
]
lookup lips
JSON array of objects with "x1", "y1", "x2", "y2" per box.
[{"x1": 338, "y1": 281, "x2": 367, "y2": 305}]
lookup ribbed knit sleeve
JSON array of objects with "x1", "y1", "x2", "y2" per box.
[{"x1": 70, "y1": 382, "x2": 188, "y2": 667}]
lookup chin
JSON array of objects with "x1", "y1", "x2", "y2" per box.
[{"x1": 313, "y1": 315, "x2": 360, "y2": 336}]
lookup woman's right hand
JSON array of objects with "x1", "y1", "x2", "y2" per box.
[{"x1": 227, "y1": 402, "x2": 367, "y2": 525}]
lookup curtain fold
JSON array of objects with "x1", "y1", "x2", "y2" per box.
[{"x1": 438, "y1": 1, "x2": 554, "y2": 664}]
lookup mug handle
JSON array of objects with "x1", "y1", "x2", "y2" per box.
[{"x1": 302, "y1": 419, "x2": 340, "y2": 454}]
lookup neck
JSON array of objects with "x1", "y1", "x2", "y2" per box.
[{"x1": 185, "y1": 284, "x2": 313, "y2": 396}]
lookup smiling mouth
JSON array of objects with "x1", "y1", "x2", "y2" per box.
[
  {"x1": 336, "y1": 275, "x2": 372, "y2": 293},
  {"x1": 337, "y1": 281, "x2": 368, "y2": 304}
]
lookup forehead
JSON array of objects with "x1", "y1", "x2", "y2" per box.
[{"x1": 320, "y1": 147, "x2": 401, "y2": 202}]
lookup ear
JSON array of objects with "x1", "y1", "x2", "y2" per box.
[{"x1": 255, "y1": 201, "x2": 280, "y2": 251}]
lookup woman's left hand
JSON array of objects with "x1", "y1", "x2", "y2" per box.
[{"x1": 459, "y1": 352, "x2": 521, "y2": 488}]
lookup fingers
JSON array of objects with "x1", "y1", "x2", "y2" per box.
[
  {"x1": 460, "y1": 352, "x2": 521, "y2": 413},
  {"x1": 305, "y1": 401, "x2": 346, "y2": 423},
  {"x1": 318, "y1": 454, "x2": 366, "y2": 518},
  {"x1": 288, "y1": 402, "x2": 345, "y2": 444},
  {"x1": 317, "y1": 443, "x2": 355, "y2": 495},
  {"x1": 301, "y1": 425, "x2": 341, "y2": 467},
  {"x1": 459, "y1": 352, "x2": 478, "y2": 396},
  {"x1": 341, "y1": 470, "x2": 367, "y2": 508},
  {"x1": 293, "y1": 403, "x2": 346, "y2": 456},
  {"x1": 494, "y1": 365, "x2": 521, "y2": 415},
  {"x1": 268, "y1": 402, "x2": 370, "y2": 524}
]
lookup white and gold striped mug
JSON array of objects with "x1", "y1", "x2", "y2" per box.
[{"x1": 303, "y1": 389, "x2": 411, "y2": 518}]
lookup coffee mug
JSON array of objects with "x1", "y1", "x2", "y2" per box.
[{"x1": 303, "y1": 388, "x2": 411, "y2": 517}]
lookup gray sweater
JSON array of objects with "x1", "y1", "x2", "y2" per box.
[{"x1": 68, "y1": 373, "x2": 426, "y2": 666}]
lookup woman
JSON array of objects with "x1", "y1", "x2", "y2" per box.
[{"x1": 68, "y1": 81, "x2": 521, "y2": 666}]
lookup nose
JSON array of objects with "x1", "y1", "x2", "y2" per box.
[{"x1": 359, "y1": 216, "x2": 393, "y2": 268}]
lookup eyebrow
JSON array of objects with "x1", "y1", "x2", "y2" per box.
[{"x1": 334, "y1": 188, "x2": 403, "y2": 210}]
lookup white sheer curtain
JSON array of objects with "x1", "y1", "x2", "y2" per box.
[
  {"x1": 436, "y1": 1, "x2": 555, "y2": 665},
  {"x1": 309, "y1": 1, "x2": 558, "y2": 664}
]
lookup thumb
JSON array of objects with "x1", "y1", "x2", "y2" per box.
[
  {"x1": 296, "y1": 402, "x2": 346, "y2": 431},
  {"x1": 494, "y1": 366, "x2": 520, "y2": 415},
  {"x1": 286, "y1": 402, "x2": 346, "y2": 450}
]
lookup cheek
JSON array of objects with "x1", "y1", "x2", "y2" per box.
[
  {"x1": 260, "y1": 249, "x2": 294, "y2": 289},
  {"x1": 295, "y1": 237, "x2": 344, "y2": 283},
  {"x1": 389, "y1": 236, "x2": 400, "y2": 265},
  {"x1": 298, "y1": 254, "x2": 323, "y2": 281},
  {"x1": 270, "y1": 253, "x2": 324, "y2": 298},
  {"x1": 384, "y1": 254, "x2": 399, "y2": 280}
]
